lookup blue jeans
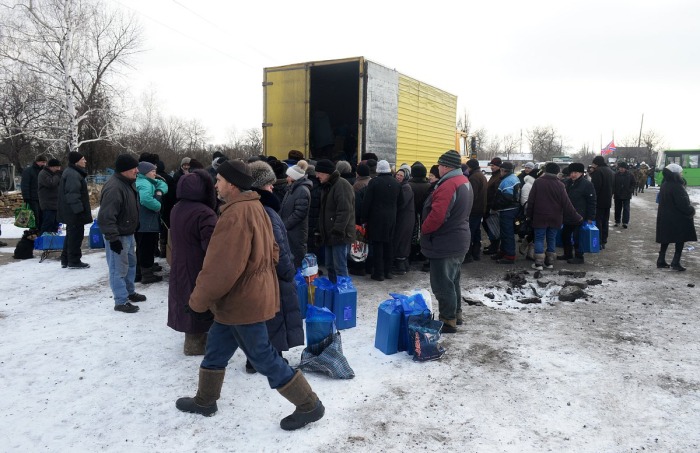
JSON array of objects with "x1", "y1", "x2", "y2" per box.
[
  {"x1": 533, "y1": 227, "x2": 558, "y2": 254},
  {"x1": 202, "y1": 321, "x2": 295, "y2": 389},
  {"x1": 324, "y1": 244, "x2": 349, "y2": 283},
  {"x1": 429, "y1": 256, "x2": 463, "y2": 321},
  {"x1": 498, "y1": 208, "x2": 518, "y2": 257},
  {"x1": 104, "y1": 234, "x2": 137, "y2": 305}
]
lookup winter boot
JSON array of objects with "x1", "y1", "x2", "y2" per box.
[
  {"x1": 277, "y1": 370, "x2": 325, "y2": 430},
  {"x1": 152, "y1": 262, "x2": 163, "y2": 272},
  {"x1": 391, "y1": 258, "x2": 407, "y2": 275},
  {"x1": 140, "y1": 266, "x2": 163, "y2": 284},
  {"x1": 490, "y1": 250, "x2": 505, "y2": 260},
  {"x1": 558, "y1": 243, "x2": 573, "y2": 261},
  {"x1": 531, "y1": 253, "x2": 545, "y2": 271},
  {"x1": 526, "y1": 243, "x2": 535, "y2": 261},
  {"x1": 657, "y1": 244, "x2": 670, "y2": 268},
  {"x1": 176, "y1": 368, "x2": 225, "y2": 417},
  {"x1": 483, "y1": 240, "x2": 500, "y2": 255},
  {"x1": 439, "y1": 316, "x2": 458, "y2": 333},
  {"x1": 463, "y1": 246, "x2": 473, "y2": 263},
  {"x1": 567, "y1": 253, "x2": 585, "y2": 264},
  {"x1": 421, "y1": 260, "x2": 430, "y2": 272},
  {"x1": 496, "y1": 255, "x2": 515, "y2": 264},
  {"x1": 670, "y1": 249, "x2": 685, "y2": 271},
  {"x1": 456, "y1": 311, "x2": 464, "y2": 326},
  {"x1": 544, "y1": 252, "x2": 557, "y2": 269},
  {"x1": 183, "y1": 333, "x2": 207, "y2": 356}
]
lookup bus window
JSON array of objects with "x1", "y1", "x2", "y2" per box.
[{"x1": 685, "y1": 154, "x2": 699, "y2": 168}]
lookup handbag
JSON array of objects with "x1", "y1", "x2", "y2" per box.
[
  {"x1": 407, "y1": 310, "x2": 445, "y2": 362},
  {"x1": 14, "y1": 203, "x2": 36, "y2": 228},
  {"x1": 298, "y1": 332, "x2": 355, "y2": 379}
]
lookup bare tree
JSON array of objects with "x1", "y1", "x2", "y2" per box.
[
  {"x1": 0, "y1": 0, "x2": 142, "y2": 156},
  {"x1": 527, "y1": 126, "x2": 563, "y2": 162},
  {"x1": 502, "y1": 133, "x2": 520, "y2": 160}
]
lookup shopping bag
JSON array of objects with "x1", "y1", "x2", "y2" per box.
[
  {"x1": 298, "y1": 332, "x2": 355, "y2": 379},
  {"x1": 407, "y1": 311, "x2": 445, "y2": 362},
  {"x1": 305, "y1": 305, "x2": 336, "y2": 347},
  {"x1": 389, "y1": 292, "x2": 429, "y2": 353},
  {"x1": 313, "y1": 277, "x2": 335, "y2": 310},
  {"x1": 349, "y1": 224, "x2": 368, "y2": 263},
  {"x1": 579, "y1": 221, "x2": 600, "y2": 253},
  {"x1": 14, "y1": 203, "x2": 36, "y2": 228},
  {"x1": 333, "y1": 276, "x2": 356, "y2": 330},
  {"x1": 374, "y1": 299, "x2": 402, "y2": 355}
]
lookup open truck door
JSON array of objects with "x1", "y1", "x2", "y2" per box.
[{"x1": 263, "y1": 64, "x2": 310, "y2": 160}]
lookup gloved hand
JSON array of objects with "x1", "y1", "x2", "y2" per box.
[
  {"x1": 109, "y1": 240, "x2": 123, "y2": 254},
  {"x1": 154, "y1": 190, "x2": 163, "y2": 202},
  {"x1": 184, "y1": 305, "x2": 214, "y2": 321}
]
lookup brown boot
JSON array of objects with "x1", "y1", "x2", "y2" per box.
[
  {"x1": 183, "y1": 333, "x2": 207, "y2": 356},
  {"x1": 277, "y1": 370, "x2": 325, "y2": 430},
  {"x1": 531, "y1": 253, "x2": 545, "y2": 271},
  {"x1": 439, "y1": 317, "x2": 458, "y2": 333},
  {"x1": 176, "y1": 368, "x2": 225, "y2": 416},
  {"x1": 545, "y1": 252, "x2": 557, "y2": 269}
]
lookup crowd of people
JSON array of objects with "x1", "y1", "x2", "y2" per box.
[{"x1": 12, "y1": 147, "x2": 696, "y2": 428}]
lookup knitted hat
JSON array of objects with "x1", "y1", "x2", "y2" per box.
[
  {"x1": 357, "y1": 163, "x2": 370, "y2": 177},
  {"x1": 270, "y1": 159, "x2": 288, "y2": 179},
  {"x1": 666, "y1": 163, "x2": 682, "y2": 173},
  {"x1": 523, "y1": 162, "x2": 535, "y2": 169},
  {"x1": 544, "y1": 162, "x2": 560, "y2": 174},
  {"x1": 466, "y1": 158, "x2": 480, "y2": 170},
  {"x1": 314, "y1": 159, "x2": 336, "y2": 175},
  {"x1": 180, "y1": 157, "x2": 191, "y2": 167},
  {"x1": 617, "y1": 161, "x2": 628, "y2": 169},
  {"x1": 286, "y1": 159, "x2": 308, "y2": 181},
  {"x1": 47, "y1": 158, "x2": 61, "y2": 167},
  {"x1": 137, "y1": 161, "x2": 156, "y2": 174},
  {"x1": 489, "y1": 157, "x2": 503, "y2": 167},
  {"x1": 377, "y1": 160, "x2": 391, "y2": 174},
  {"x1": 500, "y1": 161, "x2": 514, "y2": 172},
  {"x1": 568, "y1": 163, "x2": 585, "y2": 173},
  {"x1": 437, "y1": 150, "x2": 461, "y2": 169},
  {"x1": 249, "y1": 160, "x2": 277, "y2": 188},
  {"x1": 411, "y1": 162, "x2": 427, "y2": 178},
  {"x1": 429, "y1": 164, "x2": 440, "y2": 179},
  {"x1": 592, "y1": 156, "x2": 606, "y2": 166},
  {"x1": 217, "y1": 160, "x2": 253, "y2": 190},
  {"x1": 115, "y1": 154, "x2": 139, "y2": 172},
  {"x1": 68, "y1": 152, "x2": 84, "y2": 165}
]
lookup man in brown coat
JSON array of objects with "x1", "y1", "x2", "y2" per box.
[{"x1": 176, "y1": 160, "x2": 325, "y2": 431}]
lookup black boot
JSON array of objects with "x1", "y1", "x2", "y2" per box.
[
  {"x1": 471, "y1": 241, "x2": 481, "y2": 261},
  {"x1": 277, "y1": 370, "x2": 325, "y2": 430},
  {"x1": 670, "y1": 245, "x2": 685, "y2": 271},
  {"x1": 140, "y1": 266, "x2": 163, "y2": 284},
  {"x1": 657, "y1": 244, "x2": 670, "y2": 268},
  {"x1": 567, "y1": 253, "x2": 584, "y2": 264},
  {"x1": 483, "y1": 240, "x2": 500, "y2": 255}
]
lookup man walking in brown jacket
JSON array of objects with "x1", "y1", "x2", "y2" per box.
[{"x1": 176, "y1": 160, "x2": 325, "y2": 430}]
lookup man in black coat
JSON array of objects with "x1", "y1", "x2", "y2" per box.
[
  {"x1": 57, "y1": 152, "x2": 92, "y2": 268},
  {"x1": 590, "y1": 156, "x2": 614, "y2": 248},
  {"x1": 38, "y1": 158, "x2": 62, "y2": 234},
  {"x1": 613, "y1": 161, "x2": 636, "y2": 229},
  {"x1": 21, "y1": 154, "x2": 47, "y2": 228},
  {"x1": 561, "y1": 163, "x2": 596, "y2": 264}
]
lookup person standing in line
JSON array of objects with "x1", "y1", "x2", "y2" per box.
[
  {"x1": 560, "y1": 163, "x2": 596, "y2": 264},
  {"x1": 280, "y1": 160, "x2": 312, "y2": 269},
  {"x1": 655, "y1": 163, "x2": 696, "y2": 271},
  {"x1": 176, "y1": 160, "x2": 325, "y2": 430},
  {"x1": 464, "y1": 159, "x2": 487, "y2": 262},
  {"x1": 491, "y1": 162, "x2": 521, "y2": 264},
  {"x1": 98, "y1": 154, "x2": 147, "y2": 313},
  {"x1": 168, "y1": 169, "x2": 218, "y2": 355},
  {"x1": 482, "y1": 157, "x2": 503, "y2": 255},
  {"x1": 421, "y1": 150, "x2": 472, "y2": 332},
  {"x1": 172, "y1": 157, "x2": 191, "y2": 197},
  {"x1": 613, "y1": 161, "x2": 636, "y2": 229},
  {"x1": 314, "y1": 159, "x2": 355, "y2": 283},
  {"x1": 134, "y1": 161, "x2": 168, "y2": 284},
  {"x1": 57, "y1": 152, "x2": 92, "y2": 269},
  {"x1": 21, "y1": 154, "x2": 47, "y2": 228},
  {"x1": 589, "y1": 156, "x2": 614, "y2": 249},
  {"x1": 361, "y1": 160, "x2": 402, "y2": 281},
  {"x1": 392, "y1": 166, "x2": 414, "y2": 275},
  {"x1": 407, "y1": 162, "x2": 431, "y2": 262},
  {"x1": 38, "y1": 158, "x2": 62, "y2": 234}
]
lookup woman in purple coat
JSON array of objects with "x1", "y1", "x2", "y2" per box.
[{"x1": 167, "y1": 169, "x2": 218, "y2": 355}]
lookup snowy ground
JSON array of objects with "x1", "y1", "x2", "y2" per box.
[{"x1": 0, "y1": 188, "x2": 698, "y2": 452}]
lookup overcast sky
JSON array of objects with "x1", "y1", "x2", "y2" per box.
[{"x1": 112, "y1": 0, "x2": 700, "y2": 153}]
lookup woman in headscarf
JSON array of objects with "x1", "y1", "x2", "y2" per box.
[
  {"x1": 655, "y1": 163, "x2": 696, "y2": 271},
  {"x1": 392, "y1": 166, "x2": 415, "y2": 275}
]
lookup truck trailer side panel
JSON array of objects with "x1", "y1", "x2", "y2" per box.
[
  {"x1": 396, "y1": 75, "x2": 457, "y2": 166},
  {"x1": 263, "y1": 65, "x2": 309, "y2": 160},
  {"x1": 364, "y1": 61, "x2": 399, "y2": 163}
]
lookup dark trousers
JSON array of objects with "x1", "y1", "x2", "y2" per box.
[
  {"x1": 136, "y1": 232, "x2": 158, "y2": 269},
  {"x1": 659, "y1": 242, "x2": 684, "y2": 265},
  {"x1": 61, "y1": 223, "x2": 84, "y2": 265},
  {"x1": 614, "y1": 198, "x2": 630, "y2": 225},
  {"x1": 201, "y1": 321, "x2": 295, "y2": 389},
  {"x1": 469, "y1": 215, "x2": 482, "y2": 254},
  {"x1": 595, "y1": 206, "x2": 611, "y2": 244},
  {"x1": 429, "y1": 256, "x2": 463, "y2": 321},
  {"x1": 40, "y1": 209, "x2": 59, "y2": 235},
  {"x1": 371, "y1": 240, "x2": 393, "y2": 278},
  {"x1": 561, "y1": 224, "x2": 582, "y2": 257}
]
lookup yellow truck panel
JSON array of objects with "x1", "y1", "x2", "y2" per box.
[{"x1": 263, "y1": 65, "x2": 309, "y2": 160}]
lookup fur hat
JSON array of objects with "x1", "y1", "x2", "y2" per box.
[
  {"x1": 592, "y1": 156, "x2": 606, "y2": 166},
  {"x1": 361, "y1": 152, "x2": 378, "y2": 161},
  {"x1": 35, "y1": 155, "x2": 48, "y2": 163},
  {"x1": 357, "y1": 163, "x2": 370, "y2": 177},
  {"x1": 437, "y1": 150, "x2": 461, "y2": 169},
  {"x1": 377, "y1": 160, "x2": 391, "y2": 174},
  {"x1": 269, "y1": 159, "x2": 288, "y2": 179},
  {"x1": 217, "y1": 160, "x2": 253, "y2": 190},
  {"x1": 544, "y1": 162, "x2": 560, "y2": 174},
  {"x1": 306, "y1": 164, "x2": 316, "y2": 177},
  {"x1": 286, "y1": 160, "x2": 308, "y2": 181},
  {"x1": 666, "y1": 163, "x2": 683, "y2": 173},
  {"x1": 568, "y1": 162, "x2": 585, "y2": 173},
  {"x1": 115, "y1": 154, "x2": 139, "y2": 173},
  {"x1": 249, "y1": 160, "x2": 277, "y2": 188},
  {"x1": 314, "y1": 159, "x2": 336, "y2": 175},
  {"x1": 137, "y1": 161, "x2": 156, "y2": 175}
]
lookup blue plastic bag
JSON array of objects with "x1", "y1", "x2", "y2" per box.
[
  {"x1": 579, "y1": 221, "x2": 600, "y2": 253},
  {"x1": 333, "y1": 276, "x2": 357, "y2": 330},
  {"x1": 374, "y1": 299, "x2": 402, "y2": 355},
  {"x1": 390, "y1": 292, "x2": 430, "y2": 354},
  {"x1": 305, "y1": 305, "x2": 336, "y2": 346},
  {"x1": 313, "y1": 277, "x2": 335, "y2": 310},
  {"x1": 294, "y1": 270, "x2": 308, "y2": 319}
]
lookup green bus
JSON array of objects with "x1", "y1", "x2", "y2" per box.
[{"x1": 656, "y1": 149, "x2": 700, "y2": 186}]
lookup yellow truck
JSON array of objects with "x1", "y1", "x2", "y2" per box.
[{"x1": 263, "y1": 56, "x2": 458, "y2": 166}]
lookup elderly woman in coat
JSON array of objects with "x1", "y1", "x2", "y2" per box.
[
  {"x1": 134, "y1": 161, "x2": 169, "y2": 283},
  {"x1": 248, "y1": 160, "x2": 304, "y2": 372},
  {"x1": 392, "y1": 166, "x2": 415, "y2": 275},
  {"x1": 168, "y1": 169, "x2": 218, "y2": 355},
  {"x1": 656, "y1": 164, "x2": 697, "y2": 271},
  {"x1": 280, "y1": 160, "x2": 312, "y2": 269}
]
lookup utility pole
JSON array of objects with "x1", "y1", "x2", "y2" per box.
[{"x1": 637, "y1": 113, "x2": 644, "y2": 148}]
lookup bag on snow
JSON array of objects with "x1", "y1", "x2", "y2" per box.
[
  {"x1": 14, "y1": 203, "x2": 36, "y2": 229},
  {"x1": 298, "y1": 332, "x2": 355, "y2": 379},
  {"x1": 407, "y1": 310, "x2": 445, "y2": 362}
]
